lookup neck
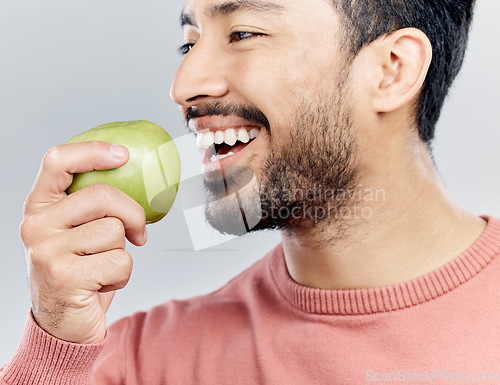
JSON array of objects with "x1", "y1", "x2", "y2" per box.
[{"x1": 281, "y1": 141, "x2": 487, "y2": 290}]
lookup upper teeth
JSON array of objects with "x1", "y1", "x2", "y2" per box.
[{"x1": 196, "y1": 127, "x2": 260, "y2": 149}]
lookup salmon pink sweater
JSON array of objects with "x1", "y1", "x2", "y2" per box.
[{"x1": 2, "y1": 215, "x2": 500, "y2": 384}]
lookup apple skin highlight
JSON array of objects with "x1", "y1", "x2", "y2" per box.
[{"x1": 66, "y1": 120, "x2": 181, "y2": 224}]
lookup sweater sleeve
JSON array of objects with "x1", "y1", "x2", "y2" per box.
[{"x1": 0, "y1": 310, "x2": 127, "y2": 385}]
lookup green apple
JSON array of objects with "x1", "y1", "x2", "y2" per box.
[{"x1": 66, "y1": 120, "x2": 181, "y2": 224}]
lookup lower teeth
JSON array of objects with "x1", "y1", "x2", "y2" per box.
[{"x1": 210, "y1": 152, "x2": 234, "y2": 163}]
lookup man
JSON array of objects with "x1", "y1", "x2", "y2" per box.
[{"x1": 2, "y1": 0, "x2": 499, "y2": 383}]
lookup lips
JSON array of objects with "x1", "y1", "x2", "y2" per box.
[{"x1": 189, "y1": 115, "x2": 264, "y2": 133}]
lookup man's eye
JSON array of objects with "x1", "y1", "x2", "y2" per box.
[
  {"x1": 228, "y1": 31, "x2": 263, "y2": 43},
  {"x1": 178, "y1": 32, "x2": 264, "y2": 55},
  {"x1": 178, "y1": 43, "x2": 195, "y2": 56}
]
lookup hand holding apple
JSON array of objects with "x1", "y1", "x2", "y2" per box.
[
  {"x1": 19, "y1": 120, "x2": 181, "y2": 344},
  {"x1": 20, "y1": 141, "x2": 147, "y2": 344}
]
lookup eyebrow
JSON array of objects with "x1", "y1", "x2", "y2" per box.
[
  {"x1": 180, "y1": 12, "x2": 196, "y2": 28},
  {"x1": 180, "y1": 0, "x2": 284, "y2": 28}
]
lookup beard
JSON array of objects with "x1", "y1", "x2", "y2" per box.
[{"x1": 199, "y1": 73, "x2": 360, "y2": 238}]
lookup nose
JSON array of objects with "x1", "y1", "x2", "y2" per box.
[{"x1": 170, "y1": 39, "x2": 230, "y2": 107}]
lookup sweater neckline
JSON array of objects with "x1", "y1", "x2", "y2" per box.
[{"x1": 269, "y1": 215, "x2": 500, "y2": 316}]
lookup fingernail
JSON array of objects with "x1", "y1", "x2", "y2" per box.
[
  {"x1": 110, "y1": 144, "x2": 128, "y2": 159},
  {"x1": 142, "y1": 228, "x2": 148, "y2": 243}
]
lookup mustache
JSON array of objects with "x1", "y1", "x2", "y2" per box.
[{"x1": 186, "y1": 101, "x2": 271, "y2": 135}]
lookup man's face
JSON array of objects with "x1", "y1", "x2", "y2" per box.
[{"x1": 171, "y1": 0, "x2": 361, "y2": 235}]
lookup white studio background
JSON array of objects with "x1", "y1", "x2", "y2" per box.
[{"x1": 0, "y1": 0, "x2": 498, "y2": 363}]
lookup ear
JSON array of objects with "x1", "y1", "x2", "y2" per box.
[{"x1": 371, "y1": 28, "x2": 432, "y2": 113}]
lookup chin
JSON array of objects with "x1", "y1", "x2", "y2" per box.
[{"x1": 203, "y1": 165, "x2": 267, "y2": 236}]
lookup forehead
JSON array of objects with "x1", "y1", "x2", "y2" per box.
[
  {"x1": 183, "y1": 0, "x2": 284, "y2": 14},
  {"x1": 181, "y1": 0, "x2": 334, "y2": 27}
]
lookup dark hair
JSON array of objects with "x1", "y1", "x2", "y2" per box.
[{"x1": 334, "y1": 0, "x2": 476, "y2": 144}]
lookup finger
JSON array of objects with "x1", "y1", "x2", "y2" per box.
[
  {"x1": 25, "y1": 142, "x2": 129, "y2": 214},
  {"x1": 50, "y1": 217, "x2": 126, "y2": 256},
  {"x1": 43, "y1": 183, "x2": 146, "y2": 246},
  {"x1": 33, "y1": 248, "x2": 134, "y2": 296},
  {"x1": 81, "y1": 249, "x2": 134, "y2": 292}
]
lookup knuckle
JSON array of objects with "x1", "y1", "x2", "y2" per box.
[
  {"x1": 23, "y1": 195, "x2": 34, "y2": 217},
  {"x1": 42, "y1": 146, "x2": 63, "y2": 170},
  {"x1": 85, "y1": 217, "x2": 124, "y2": 242},
  {"x1": 28, "y1": 239, "x2": 53, "y2": 268},
  {"x1": 79, "y1": 222, "x2": 99, "y2": 241},
  {"x1": 126, "y1": 200, "x2": 146, "y2": 227},
  {"x1": 114, "y1": 250, "x2": 133, "y2": 276},
  {"x1": 105, "y1": 217, "x2": 125, "y2": 239},
  {"x1": 20, "y1": 210, "x2": 42, "y2": 244},
  {"x1": 88, "y1": 183, "x2": 113, "y2": 203}
]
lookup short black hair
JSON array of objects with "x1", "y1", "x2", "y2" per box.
[{"x1": 334, "y1": 0, "x2": 477, "y2": 144}]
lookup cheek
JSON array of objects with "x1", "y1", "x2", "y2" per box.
[
  {"x1": 243, "y1": 49, "x2": 340, "y2": 110},
  {"x1": 226, "y1": 55, "x2": 294, "y2": 137},
  {"x1": 226, "y1": 46, "x2": 342, "y2": 144}
]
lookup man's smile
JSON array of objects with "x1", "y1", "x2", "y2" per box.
[{"x1": 187, "y1": 115, "x2": 265, "y2": 172}]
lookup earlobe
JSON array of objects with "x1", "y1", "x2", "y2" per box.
[{"x1": 373, "y1": 28, "x2": 432, "y2": 114}]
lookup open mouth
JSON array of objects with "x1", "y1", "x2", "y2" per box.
[{"x1": 196, "y1": 126, "x2": 261, "y2": 163}]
